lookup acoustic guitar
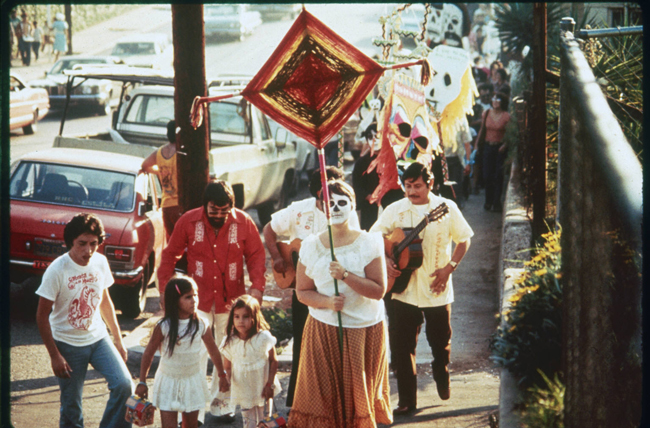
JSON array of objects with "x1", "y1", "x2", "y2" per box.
[
  {"x1": 272, "y1": 239, "x2": 301, "y2": 289},
  {"x1": 383, "y1": 202, "x2": 449, "y2": 294}
]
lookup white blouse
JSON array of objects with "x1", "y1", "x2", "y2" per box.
[{"x1": 299, "y1": 231, "x2": 386, "y2": 328}]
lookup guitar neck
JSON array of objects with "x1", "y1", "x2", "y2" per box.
[{"x1": 395, "y1": 217, "x2": 429, "y2": 256}]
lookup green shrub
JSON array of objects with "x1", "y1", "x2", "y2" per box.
[
  {"x1": 490, "y1": 229, "x2": 562, "y2": 387},
  {"x1": 262, "y1": 307, "x2": 293, "y2": 352},
  {"x1": 521, "y1": 370, "x2": 565, "y2": 428}
]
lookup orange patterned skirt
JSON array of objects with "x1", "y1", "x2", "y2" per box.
[{"x1": 287, "y1": 316, "x2": 393, "y2": 428}]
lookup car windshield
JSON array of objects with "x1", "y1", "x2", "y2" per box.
[
  {"x1": 112, "y1": 42, "x2": 156, "y2": 56},
  {"x1": 209, "y1": 101, "x2": 249, "y2": 136},
  {"x1": 10, "y1": 161, "x2": 136, "y2": 212},
  {"x1": 49, "y1": 59, "x2": 107, "y2": 74},
  {"x1": 124, "y1": 94, "x2": 174, "y2": 126},
  {"x1": 205, "y1": 5, "x2": 238, "y2": 16}
]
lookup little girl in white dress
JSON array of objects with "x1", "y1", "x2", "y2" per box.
[
  {"x1": 213, "y1": 294, "x2": 282, "y2": 428},
  {"x1": 136, "y1": 275, "x2": 229, "y2": 428}
]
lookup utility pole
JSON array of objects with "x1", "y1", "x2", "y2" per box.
[
  {"x1": 65, "y1": 4, "x2": 72, "y2": 55},
  {"x1": 172, "y1": 5, "x2": 209, "y2": 212},
  {"x1": 531, "y1": 3, "x2": 547, "y2": 238}
]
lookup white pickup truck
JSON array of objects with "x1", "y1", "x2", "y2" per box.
[{"x1": 56, "y1": 68, "x2": 301, "y2": 224}]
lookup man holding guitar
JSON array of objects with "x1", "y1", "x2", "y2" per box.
[
  {"x1": 262, "y1": 167, "x2": 360, "y2": 408},
  {"x1": 370, "y1": 162, "x2": 473, "y2": 416}
]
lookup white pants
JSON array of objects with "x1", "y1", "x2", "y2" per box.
[
  {"x1": 198, "y1": 309, "x2": 234, "y2": 416},
  {"x1": 241, "y1": 405, "x2": 264, "y2": 428}
]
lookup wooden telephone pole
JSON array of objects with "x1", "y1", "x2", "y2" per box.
[{"x1": 171, "y1": 5, "x2": 210, "y2": 212}]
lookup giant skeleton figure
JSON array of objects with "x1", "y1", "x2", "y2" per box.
[{"x1": 426, "y1": 3, "x2": 471, "y2": 51}]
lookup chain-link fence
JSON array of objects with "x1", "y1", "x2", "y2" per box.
[{"x1": 557, "y1": 19, "x2": 642, "y2": 427}]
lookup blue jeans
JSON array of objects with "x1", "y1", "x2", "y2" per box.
[{"x1": 55, "y1": 337, "x2": 133, "y2": 428}]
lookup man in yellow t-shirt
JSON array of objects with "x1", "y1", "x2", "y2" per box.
[{"x1": 141, "y1": 120, "x2": 181, "y2": 238}]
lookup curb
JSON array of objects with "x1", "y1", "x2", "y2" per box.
[{"x1": 497, "y1": 160, "x2": 531, "y2": 428}]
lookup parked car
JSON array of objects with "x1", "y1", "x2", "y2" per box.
[
  {"x1": 111, "y1": 33, "x2": 173, "y2": 69},
  {"x1": 28, "y1": 56, "x2": 121, "y2": 115},
  {"x1": 204, "y1": 4, "x2": 262, "y2": 42},
  {"x1": 10, "y1": 73, "x2": 49, "y2": 135},
  {"x1": 9, "y1": 147, "x2": 165, "y2": 318},
  {"x1": 249, "y1": 3, "x2": 301, "y2": 20}
]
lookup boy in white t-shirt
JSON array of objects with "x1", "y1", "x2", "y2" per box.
[{"x1": 36, "y1": 213, "x2": 133, "y2": 428}]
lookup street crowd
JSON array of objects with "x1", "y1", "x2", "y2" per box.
[
  {"x1": 9, "y1": 8, "x2": 69, "y2": 67},
  {"x1": 31, "y1": 4, "x2": 515, "y2": 428}
]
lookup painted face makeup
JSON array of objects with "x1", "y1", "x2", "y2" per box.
[{"x1": 329, "y1": 193, "x2": 353, "y2": 225}]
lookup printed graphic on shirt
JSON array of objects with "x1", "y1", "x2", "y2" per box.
[
  {"x1": 228, "y1": 224, "x2": 237, "y2": 244},
  {"x1": 67, "y1": 272, "x2": 98, "y2": 290},
  {"x1": 195, "y1": 260, "x2": 204, "y2": 277},
  {"x1": 160, "y1": 166, "x2": 176, "y2": 196},
  {"x1": 229, "y1": 262, "x2": 237, "y2": 281},
  {"x1": 195, "y1": 222, "x2": 205, "y2": 243},
  {"x1": 68, "y1": 285, "x2": 100, "y2": 330}
]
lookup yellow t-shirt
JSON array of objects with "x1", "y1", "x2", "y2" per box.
[{"x1": 156, "y1": 148, "x2": 178, "y2": 208}]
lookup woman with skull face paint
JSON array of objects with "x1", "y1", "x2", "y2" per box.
[{"x1": 288, "y1": 180, "x2": 393, "y2": 428}]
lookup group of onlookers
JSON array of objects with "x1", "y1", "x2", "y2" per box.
[{"x1": 10, "y1": 8, "x2": 68, "y2": 66}]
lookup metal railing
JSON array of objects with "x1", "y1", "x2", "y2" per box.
[{"x1": 557, "y1": 18, "x2": 642, "y2": 427}]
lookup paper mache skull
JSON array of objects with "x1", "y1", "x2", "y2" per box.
[
  {"x1": 427, "y1": 3, "x2": 471, "y2": 50},
  {"x1": 424, "y1": 45, "x2": 472, "y2": 115}
]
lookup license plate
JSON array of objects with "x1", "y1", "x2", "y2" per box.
[
  {"x1": 33, "y1": 260, "x2": 51, "y2": 270},
  {"x1": 34, "y1": 238, "x2": 66, "y2": 258}
]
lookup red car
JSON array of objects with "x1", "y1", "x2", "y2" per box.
[
  {"x1": 9, "y1": 147, "x2": 165, "y2": 318},
  {"x1": 10, "y1": 73, "x2": 49, "y2": 135}
]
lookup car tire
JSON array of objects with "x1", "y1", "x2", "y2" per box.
[
  {"x1": 23, "y1": 111, "x2": 38, "y2": 135},
  {"x1": 10, "y1": 276, "x2": 41, "y2": 320},
  {"x1": 98, "y1": 103, "x2": 112, "y2": 116},
  {"x1": 118, "y1": 261, "x2": 150, "y2": 319}
]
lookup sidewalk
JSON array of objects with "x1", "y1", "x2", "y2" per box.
[{"x1": 11, "y1": 4, "x2": 171, "y2": 83}]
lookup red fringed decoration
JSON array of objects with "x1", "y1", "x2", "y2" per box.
[
  {"x1": 189, "y1": 93, "x2": 239, "y2": 129},
  {"x1": 367, "y1": 90, "x2": 402, "y2": 205},
  {"x1": 242, "y1": 9, "x2": 385, "y2": 148},
  {"x1": 189, "y1": 96, "x2": 204, "y2": 129}
]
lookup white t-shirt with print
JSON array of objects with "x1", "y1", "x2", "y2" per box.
[{"x1": 36, "y1": 252, "x2": 114, "y2": 346}]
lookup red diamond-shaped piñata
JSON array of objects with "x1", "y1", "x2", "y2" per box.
[{"x1": 242, "y1": 9, "x2": 385, "y2": 148}]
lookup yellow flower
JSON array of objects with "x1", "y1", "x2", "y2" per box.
[
  {"x1": 534, "y1": 268, "x2": 548, "y2": 276},
  {"x1": 555, "y1": 273, "x2": 562, "y2": 279}
]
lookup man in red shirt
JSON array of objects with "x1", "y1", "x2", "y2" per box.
[{"x1": 157, "y1": 180, "x2": 266, "y2": 421}]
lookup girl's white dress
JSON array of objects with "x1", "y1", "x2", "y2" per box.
[
  {"x1": 151, "y1": 317, "x2": 210, "y2": 412},
  {"x1": 219, "y1": 330, "x2": 282, "y2": 409}
]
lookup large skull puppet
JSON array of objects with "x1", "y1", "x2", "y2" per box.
[
  {"x1": 427, "y1": 3, "x2": 471, "y2": 49},
  {"x1": 425, "y1": 45, "x2": 472, "y2": 115},
  {"x1": 426, "y1": 4, "x2": 445, "y2": 46}
]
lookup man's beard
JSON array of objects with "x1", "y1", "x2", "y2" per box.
[
  {"x1": 205, "y1": 206, "x2": 226, "y2": 228},
  {"x1": 207, "y1": 217, "x2": 226, "y2": 228}
]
